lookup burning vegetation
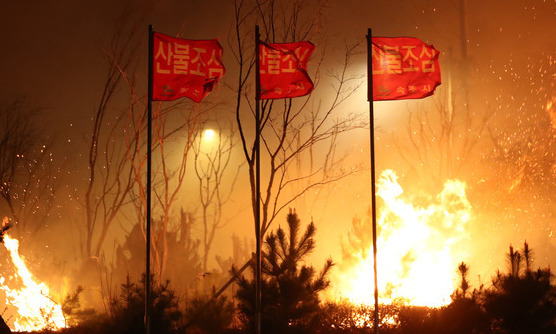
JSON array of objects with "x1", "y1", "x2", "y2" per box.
[
  {"x1": 1, "y1": 0, "x2": 556, "y2": 333},
  {"x1": 336, "y1": 170, "x2": 471, "y2": 307},
  {"x1": 3, "y1": 210, "x2": 556, "y2": 333},
  {"x1": 1, "y1": 219, "x2": 66, "y2": 332}
]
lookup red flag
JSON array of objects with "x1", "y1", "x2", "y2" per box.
[
  {"x1": 152, "y1": 32, "x2": 225, "y2": 102},
  {"x1": 259, "y1": 41, "x2": 315, "y2": 100},
  {"x1": 371, "y1": 37, "x2": 441, "y2": 101}
]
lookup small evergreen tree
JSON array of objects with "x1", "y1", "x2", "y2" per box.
[
  {"x1": 183, "y1": 293, "x2": 234, "y2": 334},
  {"x1": 108, "y1": 274, "x2": 182, "y2": 334},
  {"x1": 236, "y1": 210, "x2": 333, "y2": 333},
  {"x1": 61, "y1": 285, "x2": 97, "y2": 328},
  {"x1": 456, "y1": 262, "x2": 470, "y2": 298},
  {"x1": 436, "y1": 262, "x2": 489, "y2": 334},
  {"x1": 483, "y1": 242, "x2": 556, "y2": 334}
]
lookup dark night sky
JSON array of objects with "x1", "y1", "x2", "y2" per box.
[
  {"x1": 0, "y1": 0, "x2": 233, "y2": 138},
  {"x1": 2, "y1": 0, "x2": 555, "y2": 131},
  {"x1": 2, "y1": 1, "x2": 555, "y2": 115}
]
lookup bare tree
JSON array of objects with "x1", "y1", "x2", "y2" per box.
[
  {"x1": 112, "y1": 30, "x2": 216, "y2": 283},
  {"x1": 119, "y1": 74, "x2": 209, "y2": 282},
  {"x1": 193, "y1": 122, "x2": 242, "y2": 273},
  {"x1": 394, "y1": 89, "x2": 492, "y2": 188},
  {"x1": 393, "y1": 0, "x2": 491, "y2": 188},
  {"x1": 231, "y1": 0, "x2": 365, "y2": 239},
  {"x1": 0, "y1": 98, "x2": 59, "y2": 238},
  {"x1": 150, "y1": 101, "x2": 207, "y2": 281},
  {"x1": 208, "y1": 0, "x2": 366, "y2": 297},
  {"x1": 94, "y1": 17, "x2": 223, "y2": 287},
  {"x1": 82, "y1": 11, "x2": 146, "y2": 259},
  {"x1": 81, "y1": 4, "x2": 209, "y2": 284}
]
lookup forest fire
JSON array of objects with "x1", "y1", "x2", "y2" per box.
[
  {"x1": 0, "y1": 227, "x2": 66, "y2": 332},
  {"x1": 337, "y1": 170, "x2": 471, "y2": 307}
]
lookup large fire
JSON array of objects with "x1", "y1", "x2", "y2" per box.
[
  {"x1": 337, "y1": 170, "x2": 471, "y2": 307},
  {"x1": 0, "y1": 230, "x2": 67, "y2": 332}
]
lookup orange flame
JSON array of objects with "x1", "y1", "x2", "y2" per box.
[
  {"x1": 336, "y1": 170, "x2": 471, "y2": 307},
  {"x1": 1, "y1": 233, "x2": 66, "y2": 332}
]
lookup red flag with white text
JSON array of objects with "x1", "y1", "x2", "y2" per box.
[
  {"x1": 371, "y1": 37, "x2": 441, "y2": 101},
  {"x1": 152, "y1": 32, "x2": 225, "y2": 102},
  {"x1": 259, "y1": 41, "x2": 315, "y2": 100}
]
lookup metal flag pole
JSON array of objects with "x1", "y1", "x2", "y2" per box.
[
  {"x1": 254, "y1": 25, "x2": 262, "y2": 334},
  {"x1": 367, "y1": 28, "x2": 380, "y2": 334},
  {"x1": 145, "y1": 24, "x2": 154, "y2": 334}
]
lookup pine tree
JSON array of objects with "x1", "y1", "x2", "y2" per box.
[
  {"x1": 236, "y1": 210, "x2": 333, "y2": 333},
  {"x1": 108, "y1": 274, "x2": 182, "y2": 334},
  {"x1": 483, "y1": 242, "x2": 556, "y2": 334},
  {"x1": 437, "y1": 262, "x2": 489, "y2": 334}
]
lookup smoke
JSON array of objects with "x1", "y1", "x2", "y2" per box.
[{"x1": 0, "y1": 0, "x2": 555, "y2": 318}]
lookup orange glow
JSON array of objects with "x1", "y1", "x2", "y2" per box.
[
  {"x1": 202, "y1": 129, "x2": 216, "y2": 142},
  {"x1": 0, "y1": 232, "x2": 67, "y2": 332},
  {"x1": 337, "y1": 170, "x2": 471, "y2": 307}
]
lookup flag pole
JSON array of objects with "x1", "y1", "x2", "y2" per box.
[
  {"x1": 145, "y1": 24, "x2": 154, "y2": 334},
  {"x1": 254, "y1": 25, "x2": 262, "y2": 334},
  {"x1": 367, "y1": 28, "x2": 380, "y2": 334}
]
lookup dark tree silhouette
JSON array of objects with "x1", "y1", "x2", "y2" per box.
[
  {"x1": 437, "y1": 262, "x2": 489, "y2": 334},
  {"x1": 438, "y1": 297, "x2": 489, "y2": 334},
  {"x1": 0, "y1": 313, "x2": 11, "y2": 334},
  {"x1": 235, "y1": 210, "x2": 333, "y2": 333},
  {"x1": 111, "y1": 208, "x2": 201, "y2": 296},
  {"x1": 0, "y1": 98, "x2": 58, "y2": 238},
  {"x1": 183, "y1": 293, "x2": 234, "y2": 334},
  {"x1": 397, "y1": 306, "x2": 441, "y2": 334},
  {"x1": 107, "y1": 274, "x2": 181, "y2": 334},
  {"x1": 483, "y1": 242, "x2": 556, "y2": 334}
]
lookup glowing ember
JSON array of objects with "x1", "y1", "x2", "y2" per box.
[
  {"x1": 0, "y1": 232, "x2": 66, "y2": 332},
  {"x1": 547, "y1": 97, "x2": 556, "y2": 130},
  {"x1": 338, "y1": 170, "x2": 471, "y2": 307}
]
